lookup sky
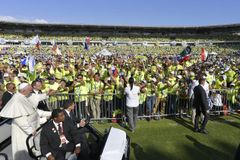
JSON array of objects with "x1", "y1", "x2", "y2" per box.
[{"x1": 0, "y1": 0, "x2": 240, "y2": 26}]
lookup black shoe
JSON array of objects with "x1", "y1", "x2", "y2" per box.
[
  {"x1": 194, "y1": 128, "x2": 200, "y2": 132},
  {"x1": 199, "y1": 129, "x2": 208, "y2": 134},
  {"x1": 146, "y1": 117, "x2": 151, "y2": 122}
]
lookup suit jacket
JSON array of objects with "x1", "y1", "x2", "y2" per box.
[
  {"x1": 1, "y1": 91, "x2": 13, "y2": 107},
  {"x1": 31, "y1": 90, "x2": 49, "y2": 111},
  {"x1": 40, "y1": 120, "x2": 80, "y2": 157},
  {"x1": 63, "y1": 110, "x2": 81, "y2": 125},
  {"x1": 63, "y1": 110, "x2": 88, "y2": 133},
  {"x1": 193, "y1": 85, "x2": 208, "y2": 111}
]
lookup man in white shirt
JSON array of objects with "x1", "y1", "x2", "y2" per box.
[{"x1": 63, "y1": 100, "x2": 91, "y2": 160}]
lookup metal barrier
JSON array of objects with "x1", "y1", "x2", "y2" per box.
[{"x1": 46, "y1": 89, "x2": 239, "y2": 121}]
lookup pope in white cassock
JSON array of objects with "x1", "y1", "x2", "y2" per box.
[{"x1": 0, "y1": 83, "x2": 53, "y2": 160}]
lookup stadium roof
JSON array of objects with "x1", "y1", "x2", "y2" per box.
[{"x1": 1, "y1": 21, "x2": 240, "y2": 36}]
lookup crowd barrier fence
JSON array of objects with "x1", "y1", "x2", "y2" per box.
[{"x1": 46, "y1": 89, "x2": 239, "y2": 121}]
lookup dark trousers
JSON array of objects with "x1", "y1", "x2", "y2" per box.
[
  {"x1": 52, "y1": 143, "x2": 74, "y2": 160},
  {"x1": 194, "y1": 109, "x2": 209, "y2": 130},
  {"x1": 78, "y1": 128, "x2": 91, "y2": 160},
  {"x1": 138, "y1": 103, "x2": 145, "y2": 116},
  {"x1": 167, "y1": 95, "x2": 177, "y2": 114},
  {"x1": 103, "y1": 100, "x2": 113, "y2": 118}
]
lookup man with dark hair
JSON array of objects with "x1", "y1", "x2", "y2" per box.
[
  {"x1": 63, "y1": 100, "x2": 86, "y2": 127},
  {"x1": 1, "y1": 82, "x2": 16, "y2": 108},
  {"x1": 40, "y1": 109, "x2": 81, "y2": 160},
  {"x1": 193, "y1": 77, "x2": 209, "y2": 134},
  {"x1": 63, "y1": 100, "x2": 91, "y2": 160},
  {"x1": 32, "y1": 80, "x2": 49, "y2": 111}
]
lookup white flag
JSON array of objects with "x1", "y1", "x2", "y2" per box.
[{"x1": 29, "y1": 56, "x2": 36, "y2": 73}]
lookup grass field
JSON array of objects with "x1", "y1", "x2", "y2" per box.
[{"x1": 93, "y1": 114, "x2": 240, "y2": 160}]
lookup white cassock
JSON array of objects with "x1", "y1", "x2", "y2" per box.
[{"x1": 0, "y1": 92, "x2": 51, "y2": 160}]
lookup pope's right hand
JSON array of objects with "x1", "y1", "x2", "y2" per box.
[
  {"x1": 47, "y1": 89, "x2": 56, "y2": 96},
  {"x1": 47, "y1": 155, "x2": 55, "y2": 160}
]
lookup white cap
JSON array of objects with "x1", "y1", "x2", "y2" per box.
[
  {"x1": 152, "y1": 78, "x2": 157, "y2": 82},
  {"x1": 3, "y1": 73, "x2": 9, "y2": 77},
  {"x1": 177, "y1": 75, "x2": 182, "y2": 79},
  {"x1": 18, "y1": 83, "x2": 29, "y2": 90}
]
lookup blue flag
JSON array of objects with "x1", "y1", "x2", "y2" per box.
[
  {"x1": 21, "y1": 57, "x2": 28, "y2": 65},
  {"x1": 84, "y1": 42, "x2": 89, "y2": 50}
]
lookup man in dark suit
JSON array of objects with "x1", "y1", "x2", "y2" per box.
[
  {"x1": 40, "y1": 109, "x2": 81, "y2": 160},
  {"x1": 63, "y1": 100, "x2": 91, "y2": 160},
  {"x1": 32, "y1": 80, "x2": 49, "y2": 111},
  {"x1": 1, "y1": 83, "x2": 16, "y2": 107},
  {"x1": 193, "y1": 77, "x2": 209, "y2": 134}
]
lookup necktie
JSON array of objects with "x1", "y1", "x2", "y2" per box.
[
  {"x1": 58, "y1": 122, "x2": 69, "y2": 147},
  {"x1": 58, "y1": 123, "x2": 63, "y2": 135}
]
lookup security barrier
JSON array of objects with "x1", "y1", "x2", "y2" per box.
[{"x1": 46, "y1": 89, "x2": 239, "y2": 121}]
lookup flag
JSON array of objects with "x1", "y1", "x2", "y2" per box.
[
  {"x1": 86, "y1": 36, "x2": 90, "y2": 45},
  {"x1": 21, "y1": 57, "x2": 28, "y2": 65},
  {"x1": 177, "y1": 46, "x2": 192, "y2": 63},
  {"x1": 36, "y1": 41, "x2": 40, "y2": 50},
  {"x1": 28, "y1": 56, "x2": 36, "y2": 73},
  {"x1": 30, "y1": 35, "x2": 41, "y2": 50},
  {"x1": 111, "y1": 66, "x2": 118, "y2": 77},
  {"x1": 52, "y1": 43, "x2": 62, "y2": 55},
  {"x1": 83, "y1": 36, "x2": 90, "y2": 50},
  {"x1": 201, "y1": 48, "x2": 208, "y2": 62},
  {"x1": 52, "y1": 42, "x2": 57, "y2": 50}
]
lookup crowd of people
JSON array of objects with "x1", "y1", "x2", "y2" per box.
[
  {"x1": 1, "y1": 33, "x2": 240, "y2": 42},
  {"x1": 0, "y1": 41, "x2": 239, "y2": 159},
  {"x1": 0, "y1": 45, "x2": 239, "y2": 120},
  {"x1": 1, "y1": 43, "x2": 239, "y2": 56}
]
